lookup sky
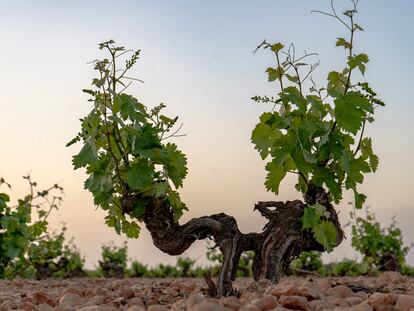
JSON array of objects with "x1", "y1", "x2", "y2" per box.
[{"x1": 1, "y1": 0, "x2": 413, "y2": 269}]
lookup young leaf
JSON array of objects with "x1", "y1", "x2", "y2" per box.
[
  {"x1": 154, "y1": 182, "x2": 169, "y2": 197},
  {"x1": 132, "y1": 124, "x2": 162, "y2": 153},
  {"x1": 327, "y1": 71, "x2": 346, "y2": 96},
  {"x1": 313, "y1": 221, "x2": 337, "y2": 252},
  {"x1": 266, "y1": 67, "x2": 283, "y2": 82},
  {"x1": 114, "y1": 94, "x2": 147, "y2": 122},
  {"x1": 360, "y1": 137, "x2": 379, "y2": 172},
  {"x1": 334, "y1": 92, "x2": 372, "y2": 135},
  {"x1": 264, "y1": 162, "x2": 286, "y2": 194},
  {"x1": 270, "y1": 42, "x2": 284, "y2": 52},
  {"x1": 251, "y1": 122, "x2": 280, "y2": 159},
  {"x1": 336, "y1": 37, "x2": 352, "y2": 49},
  {"x1": 72, "y1": 138, "x2": 98, "y2": 169},
  {"x1": 163, "y1": 143, "x2": 188, "y2": 188},
  {"x1": 84, "y1": 172, "x2": 113, "y2": 194},
  {"x1": 167, "y1": 191, "x2": 188, "y2": 222},
  {"x1": 348, "y1": 53, "x2": 369, "y2": 75},
  {"x1": 301, "y1": 206, "x2": 319, "y2": 230},
  {"x1": 126, "y1": 160, "x2": 155, "y2": 191},
  {"x1": 353, "y1": 189, "x2": 367, "y2": 209}
]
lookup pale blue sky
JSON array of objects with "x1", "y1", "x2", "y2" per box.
[{"x1": 1, "y1": 1, "x2": 413, "y2": 267}]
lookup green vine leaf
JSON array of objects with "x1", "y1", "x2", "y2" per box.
[
  {"x1": 266, "y1": 67, "x2": 283, "y2": 82},
  {"x1": 348, "y1": 53, "x2": 369, "y2": 75},
  {"x1": 264, "y1": 162, "x2": 286, "y2": 194},
  {"x1": 301, "y1": 206, "x2": 319, "y2": 230},
  {"x1": 360, "y1": 137, "x2": 379, "y2": 172},
  {"x1": 336, "y1": 37, "x2": 351, "y2": 49},
  {"x1": 126, "y1": 160, "x2": 155, "y2": 191},
  {"x1": 163, "y1": 143, "x2": 188, "y2": 189},
  {"x1": 72, "y1": 138, "x2": 98, "y2": 169},
  {"x1": 334, "y1": 92, "x2": 372, "y2": 135},
  {"x1": 251, "y1": 121, "x2": 280, "y2": 160},
  {"x1": 353, "y1": 189, "x2": 367, "y2": 209},
  {"x1": 154, "y1": 182, "x2": 169, "y2": 198},
  {"x1": 115, "y1": 94, "x2": 147, "y2": 122},
  {"x1": 313, "y1": 221, "x2": 337, "y2": 252}
]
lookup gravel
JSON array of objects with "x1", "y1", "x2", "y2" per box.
[{"x1": 0, "y1": 272, "x2": 413, "y2": 310}]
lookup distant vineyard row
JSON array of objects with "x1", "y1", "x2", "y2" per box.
[{"x1": 1, "y1": 176, "x2": 412, "y2": 280}]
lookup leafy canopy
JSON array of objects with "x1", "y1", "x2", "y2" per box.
[
  {"x1": 0, "y1": 175, "x2": 63, "y2": 279},
  {"x1": 68, "y1": 40, "x2": 188, "y2": 238},
  {"x1": 350, "y1": 209, "x2": 412, "y2": 270},
  {"x1": 251, "y1": 2, "x2": 384, "y2": 250},
  {"x1": 252, "y1": 3, "x2": 383, "y2": 208}
]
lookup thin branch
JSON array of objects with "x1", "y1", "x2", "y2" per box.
[
  {"x1": 100, "y1": 65, "x2": 125, "y2": 191},
  {"x1": 353, "y1": 117, "x2": 366, "y2": 155},
  {"x1": 119, "y1": 81, "x2": 133, "y2": 93},
  {"x1": 311, "y1": 0, "x2": 352, "y2": 31},
  {"x1": 344, "y1": 15, "x2": 355, "y2": 95},
  {"x1": 122, "y1": 76, "x2": 145, "y2": 83},
  {"x1": 161, "y1": 123, "x2": 186, "y2": 140},
  {"x1": 275, "y1": 52, "x2": 284, "y2": 92},
  {"x1": 301, "y1": 61, "x2": 320, "y2": 84},
  {"x1": 114, "y1": 49, "x2": 134, "y2": 59},
  {"x1": 294, "y1": 52, "x2": 319, "y2": 64},
  {"x1": 293, "y1": 65, "x2": 303, "y2": 97}
]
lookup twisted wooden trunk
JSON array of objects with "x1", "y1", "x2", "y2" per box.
[{"x1": 121, "y1": 185, "x2": 344, "y2": 296}]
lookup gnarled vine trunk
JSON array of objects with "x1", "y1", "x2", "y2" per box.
[{"x1": 121, "y1": 185, "x2": 344, "y2": 296}]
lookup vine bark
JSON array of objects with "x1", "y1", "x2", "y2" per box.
[{"x1": 121, "y1": 184, "x2": 344, "y2": 296}]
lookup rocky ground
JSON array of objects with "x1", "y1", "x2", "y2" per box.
[{"x1": 0, "y1": 272, "x2": 414, "y2": 310}]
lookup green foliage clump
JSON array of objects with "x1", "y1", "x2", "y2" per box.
[
  {"x1": 350, "y1": 209, "x2": 411, "y2": 272},
  {"x1": 129, "y1": 257, "x2": 198, "y2": 278},
  {"x1": 251, "y1": 1, "x2": 384, "y2": 251},
  {"x1": 176, "y1": 256, "x2": 196, "y2": 277},
  {"x1": 99, "y1": 241, "x2": 128, "y2": 278},
  {"x1": 0, "y1": 176, "x2": 63, "y2": 279},
  {"x1": 323, "y1": 259, "x2": 368, "y2": 277},
  {"x1": 129, "y1": 260, "x2": 148, "y2": 277},
  {"x1": 401, "y1": 264, "x2": 414, "y2": 277},
  {"x1": 68, "y1": 40, "x2": 188, "y2": 239},
  {"x1": 290, "y1": 251, "x2": 323, "y2": 273},
  {"x1": 25, "y1": 225, "x2": 85, "y2": 279}
]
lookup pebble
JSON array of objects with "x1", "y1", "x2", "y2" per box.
[
  {"x1": 395, "y1": 294, "x2": 414, "y2": 311},
  {"x1": 252, "y1": 294, "x2": 279, "y2": 310},
  {"x1": 326, "y1": 285, "x2": 355, "y2": 298},
  {"x1": 239, "y1": 304, "x2": 262, "y2": 311},
  {"x1": 346, "y1": 296, "x2": 363, "y2": 306},
  {"x1": 124, "y1": 305, "x2": 146, "y2": 311},
  {"x1": 219, "y1": 296, "x2": 243, "y2": 310},
  {"x1": 379, "y1": 272, "x2": 406, "y2": 285},
  {"x1": 298, "y1": 283, "x2": 320, "y2": 300},
  {"x1": 308, "y1": 299, "x2": 337, "y2": 310},
  {"x1": 369, "y1": 292, "x2": 397, "y2": 309},
  {"x1": 270, "y1": 284, "x2": 299, "y2": 297},
  {"x1": 77, "y1": 306, "x2": 100, "y2": 311},
  {"x1": 38, "y1": 303, "x2": 54, "y2": 311},
  {"x1": 353, "y1": 301, "x2": 373, "y2": 311},
  {"x1": 279, "y1": 295, "x2": 308, "y2": 310},
  {"x1": 32, "y1": 291, "x2": 54, "y2": 306},
  {"x1": 120, "y1": 288, "x2": 135, "y2": 299},
  {"x1": 147, "y1": 304, "x2": 170, "y2": 311},
  {"x1": 189, "y1": 300, "x2": 230, "y2": 311},
  {"x1": 58, "y1": 293, "x2": 85, "y2": 308},
  {"x1": 0, "y1": 276, "x2": 412, "y2": 311}
]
